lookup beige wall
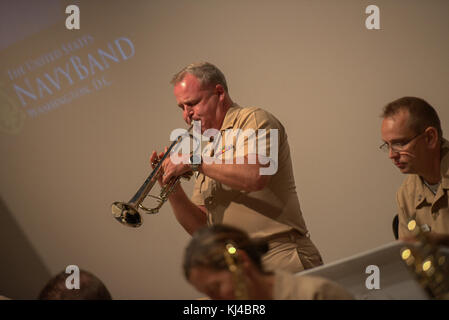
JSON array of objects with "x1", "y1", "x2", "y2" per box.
[{"x1": 0, "y1": 0, "x2": 448, "y2": 299}]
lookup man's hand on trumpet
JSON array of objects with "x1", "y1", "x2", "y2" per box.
[
  {"x1": 150, "y1": 148, "x2": 193, "y2": 185},
  {"x1": 150, "y1": 150, "x2": 165, "y2": 186}
]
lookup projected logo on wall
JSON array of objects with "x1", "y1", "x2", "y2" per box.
[{"x1": 1, "y1": 34, "x2": 135, "y2": 135}]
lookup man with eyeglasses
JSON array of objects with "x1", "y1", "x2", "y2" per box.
[{"x1": 380, "y1": 96, "x2": 449, "y2": 246}]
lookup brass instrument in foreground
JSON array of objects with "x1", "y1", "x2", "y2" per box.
[
  {"x1": 400, "y1": 219, "x2": 449, "y2": 299},
  {"x1": 111, "y1": 125, "x2": 193, "y2": 227}
]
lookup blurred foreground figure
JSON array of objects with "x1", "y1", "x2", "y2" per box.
[
  {"x1": 38, "y1": 269, "x2": 112, "y2": 300},
  {"x1": 183, "y1": 224, "x2": 353, "y2": 300}
]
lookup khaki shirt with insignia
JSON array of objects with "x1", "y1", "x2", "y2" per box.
[
  {"x1": 191, "y1": 104, "x2": 310, "y2": 240},
  {"x1": 273, "y1": 270, "x2": 354, "y2": 300},
  {"x1": 397, "y1": 139, "x2": 449, "y2": 238}
]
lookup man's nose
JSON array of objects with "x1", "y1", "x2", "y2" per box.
[
  {"x1": 388, "y1": 147, "x2": 399, "y2": 160},
  {"x1": 183, "y1": 106, "x2": 193, "y2": 119}
]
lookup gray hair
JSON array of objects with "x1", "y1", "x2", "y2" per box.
[{"x1": 170, "y1": 62, "x2": 229, "y2": 93}]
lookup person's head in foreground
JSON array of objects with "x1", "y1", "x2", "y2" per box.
[
  {"x1": 38, "y1": 269, "x2": 112, "y2": 300},
  {"x1": 183, "y1": 224, "x2": 353, "y2": 300}
]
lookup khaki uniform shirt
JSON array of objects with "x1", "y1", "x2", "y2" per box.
[
  {"x1": 191, "y1": 105, "x2": 322, "y2": 271},
  {"x1": 397, "y1": 139, "x2": 449, "y2": 238},
  {"x1": 273, "y1": 270, "x2": 354, "y2": 300}
]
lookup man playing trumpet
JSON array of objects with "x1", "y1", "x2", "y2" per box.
[{"x1": 152, "y1": 62, "x2": 322, "y2": 273}]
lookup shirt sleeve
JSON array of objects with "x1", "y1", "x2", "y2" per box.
[{"x1": 229, "y1": 108, "x2": 282, "y2": 175}]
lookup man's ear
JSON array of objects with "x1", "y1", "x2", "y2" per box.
[
  {"x1": 215, "y1": 84, "x2": 225, "y2": 97},
  {"x1": 424, "y1": 127, "x2": 439, "y2": 149}
]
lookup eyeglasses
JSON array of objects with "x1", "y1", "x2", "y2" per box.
[{"x1": 379, "y1": 132, "x2": 424, "y2": 153}]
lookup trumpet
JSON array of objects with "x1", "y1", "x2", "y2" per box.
[{"x1": 112, "y1": 125, "x2": 194, "y2": 227}]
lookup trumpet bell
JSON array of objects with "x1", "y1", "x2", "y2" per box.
[
  {"x1": 111, "y1": 124, "x2": 194, "y2": 227},
  {"x1": 111, "y1": 201, "x2": 142, "y2": 227}
]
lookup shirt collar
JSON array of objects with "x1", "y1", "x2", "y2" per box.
[
  {"x1": 219, "y1": 103, "x2": 242, "y2": 131},
  {"x1": 411, "y1": 175, "x2": 427, "y2": 208},
  {"x1": 411, "y1": 138, "x2": 449, "y2": 208}
]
